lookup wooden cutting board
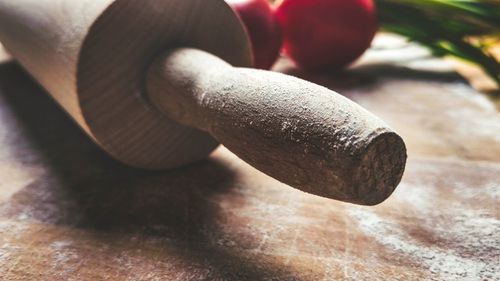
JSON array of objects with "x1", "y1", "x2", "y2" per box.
[{"x1": 0, "y1": 35, "x2": 498, "y2": 280}]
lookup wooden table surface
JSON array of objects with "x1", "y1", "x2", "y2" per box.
[{"x1": 0, "y1": 35, "x2": 499, "y2": 280}]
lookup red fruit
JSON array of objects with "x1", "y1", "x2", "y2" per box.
[
  {"x1": 275, "y1": 0, "x2": 378, "y2": 70},
  {"x1": 226, "y1": 0, "x2": 283, "y2": 69}
]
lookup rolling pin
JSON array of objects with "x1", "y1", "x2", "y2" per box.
[{"x1": 0, "y1": 0, "x2": 406, "y2": 205}]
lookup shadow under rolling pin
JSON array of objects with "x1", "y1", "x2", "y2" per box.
[{"x1": 0, "y1": 0, "x2": 406, "y2": 205}]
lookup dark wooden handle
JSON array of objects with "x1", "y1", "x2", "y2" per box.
[{"x1": 146, "y1": 48, "x2": 406, "y2": 205}]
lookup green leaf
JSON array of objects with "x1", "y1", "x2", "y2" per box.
[{"x1": 375, "y1": 0, "x2": 500, "y2": 84}]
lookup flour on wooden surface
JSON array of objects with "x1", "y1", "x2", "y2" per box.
[
  {"x1": 349, "y1": 207, "x2": 499, "y2": 281},
  {"x1": 0, "y1": 221, "x2": 26, "y2": 269}
]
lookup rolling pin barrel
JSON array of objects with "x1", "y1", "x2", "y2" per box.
[{"x1": 147, "y1": 49, "x2": 406, "y2": 205}]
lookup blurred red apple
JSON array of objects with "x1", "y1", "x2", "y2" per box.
[
  {"x1": 275, "y1": 0, "x2": 378, "y2": 71},
  {"x1": 226, "y1": 0, "x2": 283, "y2": 69}
]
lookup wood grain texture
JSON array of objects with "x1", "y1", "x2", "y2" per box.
[
  {"x1": 147, "y1": 48, "x2": 406, "y2": 205},
  {"x1": 0, "y1": 35, "x2": 499, "y2": 280}
]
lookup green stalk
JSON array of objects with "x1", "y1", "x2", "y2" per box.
[{"x1": 375, "y1": 0, "x2": 500, "y2": 85}]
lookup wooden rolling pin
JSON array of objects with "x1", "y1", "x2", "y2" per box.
[{"x1": 0, "y1": 0, "x2": 406, "y2": 205}]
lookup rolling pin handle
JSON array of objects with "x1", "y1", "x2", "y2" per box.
[{"x1": 146, "y1": 48, "x2": 407, "y2": 205}]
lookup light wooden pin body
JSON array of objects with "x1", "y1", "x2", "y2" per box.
[
  {"x1": 0, "y1": 0, "x2": 250, "y2": 169},
  {"x1": 0, "y1": 0, "x2": 406, "y2": 204}
]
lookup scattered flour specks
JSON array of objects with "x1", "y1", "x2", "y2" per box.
[
  {"x1": 0, "y1": 221, "x2": 27, "y2": 269},
  {"x1": 50, "y1": 240, "x2": 80, "y2": 273},
  {"x1": 393, "y1": 182, "x2": 435, "y2": 210},
  {"x1": 0, "y1": 243, "x2": 12, "y2": 266},
  {"x1": 349, "y1": 208, "x2": 500, "y2": 281}
]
